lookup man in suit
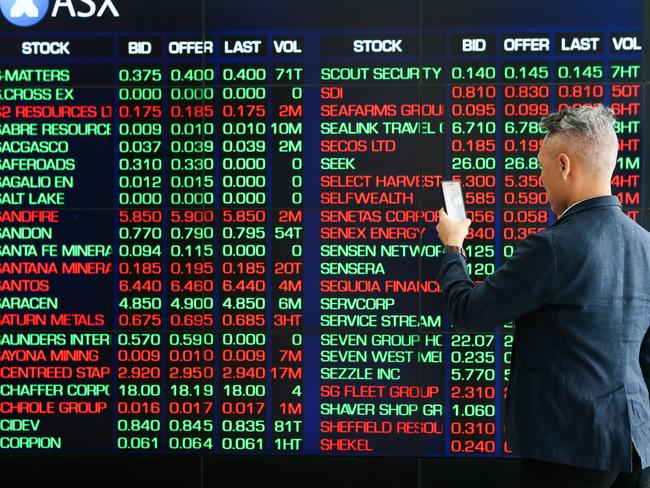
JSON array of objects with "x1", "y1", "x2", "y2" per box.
[{"x1": 436, "y1": 104, "x2": 650, "y2": 487}]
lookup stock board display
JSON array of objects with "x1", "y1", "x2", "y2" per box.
[{"x1": 0, "y1": 0, "x2": 643, "y2": 455}]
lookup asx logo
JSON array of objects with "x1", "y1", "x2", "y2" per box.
[{"x1": 1, "y1": 0, "x2": 118, "y2": 27}]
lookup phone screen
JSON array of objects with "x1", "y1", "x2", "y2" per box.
[{"x1": 442, "y1": 180, "x2": 467, "y2": 220}]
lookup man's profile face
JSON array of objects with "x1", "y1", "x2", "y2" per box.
[{"x1": 537, "y1": 134, "x2": 564, "y2": 216}]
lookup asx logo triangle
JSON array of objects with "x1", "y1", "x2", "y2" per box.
[
  {"x1": 11, "y1": 0, "x2": 39, "y2": 17},
  {"x1": 1, "y1": 0, "x2": 48, "y2": 26}
]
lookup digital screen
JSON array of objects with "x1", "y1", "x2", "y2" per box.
[{"x1": 0, "y1": 0, "x2": 643, "y2": 456}]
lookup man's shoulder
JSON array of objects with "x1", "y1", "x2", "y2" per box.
[
  {"x1": 546, "y1": 205, "x2": 627, "y2": 235},
  {"x1": 540, "y1": 208, "x2": 650, "y2": 252}
]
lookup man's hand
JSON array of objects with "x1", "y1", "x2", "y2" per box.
[{"x1": 436, "y1": 208, "x2": 471, "y2": 247}]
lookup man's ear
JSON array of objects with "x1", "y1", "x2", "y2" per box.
[{"x1": 558, "y1": 153, "x2": 571, "y2": 180}]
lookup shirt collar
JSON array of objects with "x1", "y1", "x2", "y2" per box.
[{"x1": 558, "y1": 197, "x2": 594, "y2": 219}]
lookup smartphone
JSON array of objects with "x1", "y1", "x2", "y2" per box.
[{"x1": 441, "y1": 180, "x2": 467, "y2": 220}]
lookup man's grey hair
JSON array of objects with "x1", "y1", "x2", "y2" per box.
[
  {"x1": 539, "y1": 104, "x2": 618, "y2": 175},
  {"x1": 540, "y1": 104, "x2": 616, "y2": 137}
]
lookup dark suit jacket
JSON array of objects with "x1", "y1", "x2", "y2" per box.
[{"x1": 439, "y1": 195, "x2": 650, "y2": 471}]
